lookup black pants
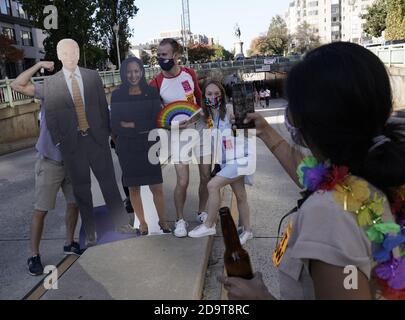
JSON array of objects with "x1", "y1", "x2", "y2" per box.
[{"x1": 62, "y1": 133, "x2": 129, "y2": 238}]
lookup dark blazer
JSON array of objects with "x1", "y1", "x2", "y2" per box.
[
  {"x1": 44, "y1": 67, "x2": 110, "y2": 153},
  {"x1": 110, "y1": 85, "x2": 161, "y2": 138}
]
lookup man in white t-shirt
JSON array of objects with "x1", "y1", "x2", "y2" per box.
[
  {"x1": 265, "y1": 88, "x2": 271, "y2": 107},
  {"x1": 150, "y1": 38, "x2": 211, "y2": 238},
  {"x1": 259, "y1": 88, "x2": 266, "y2": 108}
]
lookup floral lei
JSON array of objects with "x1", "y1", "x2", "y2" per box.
[{"x1": 297, "y1": 156, "x2": 405, "y2": 300}]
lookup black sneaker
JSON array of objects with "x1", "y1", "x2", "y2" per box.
[
  {"x1": 27, "y1": 255, "x2": 44, "y2": 276},
  {"x1": 63, "y1": 241, "x2": 83, "y2": 255},
  {"x1": 124, "y1": 198, "x2": 134, "y2": 213}
]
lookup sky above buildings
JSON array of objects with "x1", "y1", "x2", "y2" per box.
[{"x1": 130, "y1": 0, "x2": 292, "y2": 54}]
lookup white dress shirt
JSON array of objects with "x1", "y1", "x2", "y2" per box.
[{"x1": 62, "y1": 67, "x2": 85, "y2": 108}]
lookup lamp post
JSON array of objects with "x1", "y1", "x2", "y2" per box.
[
  {"x1": 113, "y1": 23, "x2": 121, "y2": 70},
  {"x1": 106, "y1": 47, "x2": 111, "y2": 70}
]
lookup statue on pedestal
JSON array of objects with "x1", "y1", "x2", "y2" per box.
[
  {"x1": 234, "y1": 24, "x2": 241, "y2": 41},
  {"x1": 233, "y1": 24, "x2": 244, "y2": 60}
]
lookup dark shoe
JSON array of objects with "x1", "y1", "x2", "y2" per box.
[
  {"x1": 124, "y1": 198, "x2": 134, "y2": 213},
  {"x1": 116, "y1": 224, "x2": 139, "y2": 234},
  {"x1": 63, "y1": 241, "x2": 83, "y2": 255},
  {"x1": 139, "y1": 224, "x2": 149, "y2": 236},
  {"x1": 27, "y1": 255, "x2": 44, "y2": 276},
  {"x1": 158, "y1": 221, "x2": 172, "y2": 234}
]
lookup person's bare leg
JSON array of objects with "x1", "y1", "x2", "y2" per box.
[
  {"x1": 198, "y1": 163, "x2": 211, "y2": 212},
  {"x1": 149, "y1": 183, "x2": 168, "y2": 227},
  {"x1": 204, "y1": 176, "x2": 241, "y2": 228},
  {"x1": 129, "y1": 186, "x2": 147, "y2": 229},
  {"x1": 31, "y1": 210, "x2": 47, "y2": 256},
  {"x1": 230, "y1": 178, "x2": 251, "y2": 232},
  {"x1": 65, "y1": 203, "x2": 79, "y2": 245},
  {"x1": 174, "y1": 164, "x2": 189, "y2": 220}
]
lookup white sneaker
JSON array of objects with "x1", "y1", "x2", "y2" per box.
[
  {"x1": 174, "y1": 219, "x2": 188, "y2": 238},
  {"x1": 188, "y1": 223, "x2": 216, "y2": 238},
  {"x1": 239, "y1": 230, "x2": 253, "y2": 245},
  {"x1": 196, "y1": 211, "x2": 208, "y2": 223}
]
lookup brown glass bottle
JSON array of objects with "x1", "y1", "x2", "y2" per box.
[{"x1": 219, "y1": 207, "x2": 254, "y2": 279}]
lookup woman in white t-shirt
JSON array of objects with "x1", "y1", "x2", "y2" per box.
[
  {"x1": 218, "y1": 42, "x2": 405, "y2": 300},
  {"x1": 188, "y1": 80, "x2": 254, "y2": 245}
]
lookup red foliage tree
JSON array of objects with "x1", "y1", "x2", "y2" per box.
[{"x1": 0, "y1": 35, "x2": 24, "y2": 79}]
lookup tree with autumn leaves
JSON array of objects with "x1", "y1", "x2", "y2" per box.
[
  {"x1": 19, "y1": 0, "x2": 139, "y2": 71},
  {"x1": 248, "y1": 15, "x2": 319, "y2": 56},
  {"x1": 362, "y1": 0, "x2": 405, "y2": 41},
  {"x1": 362, "y1": 0, "x2": 388, "y2": 38},
  {"x1": 248, "y1": 15, "x2": 289, "y2": 56},
  {"x1": 385, "y1": 0, "x2": 405, "y2": 40},
  {"x1": 0, "y1": 35, "x2": 24, "y2": 79},
  {"x1": 187, "y1": 44, "x2": 215, "y2": 63},
  {"x1": 186, "y1": 43, "x2": 233, "y2": 63}
]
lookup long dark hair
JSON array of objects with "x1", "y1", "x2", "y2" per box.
[
  {"x1": 119, "y1": 56, "x2": 149, "y2": 93},
  {"x1": 286, "y1": 41, "x2": 405, "y2": 192},
  {"x1": 201, "y1": 79, "x2": 227, "y2": 122}
]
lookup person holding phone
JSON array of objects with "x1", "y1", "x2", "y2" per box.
[
  {"x1": 188, "y1": 80, "x2": 254, "y2": 245},
  {"x1": 219, "y1": 42, "x2": 405, "y2": 300}
]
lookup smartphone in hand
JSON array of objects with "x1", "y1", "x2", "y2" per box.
[{"x1": 232, "y1": 83, "x2": 255, "y2": 129}]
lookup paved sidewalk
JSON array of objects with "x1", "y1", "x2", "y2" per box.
[
  {"x1": 40, "y1": 160, "x2": 218, "y2": 300},
  {"x1": 0, "y1": 145, "x2": 217, "y2": 300}
]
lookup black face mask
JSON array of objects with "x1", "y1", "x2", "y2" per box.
[{"x1": 158, "y1": 58, "x2": 175, "y2": 71}]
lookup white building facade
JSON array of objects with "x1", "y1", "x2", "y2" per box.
[
  {"x1": 341, "y1": 0, "x2": 377, "y2": 44},
  {"x1": 139, "y1": 30, "x2": 211, "y2": 48},
  {"x1": 286, "y1": 0, "x2": 377, "y2": 45}
]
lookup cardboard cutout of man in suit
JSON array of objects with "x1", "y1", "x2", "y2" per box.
[{"x1": 44, "y1": 39, "x2": 136, "y2": 245}]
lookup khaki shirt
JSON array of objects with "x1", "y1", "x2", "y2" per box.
[{"x1": 278, "y1": 183, "x2": 392, "y2": 300}]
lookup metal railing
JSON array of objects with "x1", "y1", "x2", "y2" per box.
[
  {"x1": 0, "y1": 77, "x2": 45, "y2": 109},
  {"x1": 188, "y1": 56, "x2": 300, "y2": 71},
  {"x1": 367, "y1": 43, "x2": 405, "y2": 67},
  {"x1": 0, "y1": 56, "x2": 300, "y2": 109}
]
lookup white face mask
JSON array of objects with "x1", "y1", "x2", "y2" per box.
[{"x1": 284, "y1": 107, "x2": 307, "y2": 148}]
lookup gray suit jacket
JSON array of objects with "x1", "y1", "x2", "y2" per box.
[{"x1": 44, "y1": 68, "x2": 110, "y2": 154}]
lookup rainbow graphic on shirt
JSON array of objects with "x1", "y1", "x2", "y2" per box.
[{"x1": 156, "y1": 100, "x2": 200, "y2": 129}]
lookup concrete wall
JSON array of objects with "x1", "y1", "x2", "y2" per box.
[
  {"x1": 0, "y1": 102, "x2": 40, "y2": 144},
  {"x1": 389, "y1": 67, "x2": 405, "y2": 111}
]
